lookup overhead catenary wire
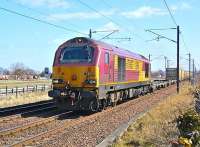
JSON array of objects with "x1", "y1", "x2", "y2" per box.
[
  {"x1": 180, "y1": 32, "x2": 189, "y2": 52},
  {"x1": 76, "y1": 0, "x2": 122, "y2": 29},
  {"x1": 162, "y1": 0, "x2": 178, "y2": 26},
  {"x1": 100, "y1": 0, "x2": 147, "y2": 41},
  {"x1": 76, "y1": 0, "x2": 147, "y2": 41},
  {"x1": 162, "y1": 0, "x2": 190, "y2": 54},
  {"x1": 0, "y1": 6, "x2": 87, "y2": 35},
  {"x1": 5, "y1": 0, "x2": 83, "y2": 30}
]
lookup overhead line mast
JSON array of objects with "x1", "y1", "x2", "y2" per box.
[{"x1": 146, "y1": 26, "x2": 180, "y2": 93}]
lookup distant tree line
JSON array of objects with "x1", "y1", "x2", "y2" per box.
[{"x1": 0, "y1": 63, "x2": 50, "y2": 80}]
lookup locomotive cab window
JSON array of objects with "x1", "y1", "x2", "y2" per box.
[
  {"x1": 105, "y1": 52, "x2": 109, "y2": 64},
  {"x1": 145, "y1": 63, "x2": 149, "y2": 78},
  {"x1": 60, "y1": 46, "x2": 94, "y2": 63}
]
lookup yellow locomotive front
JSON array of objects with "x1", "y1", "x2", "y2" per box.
[{"x1": 48, "y1": 37, "x2": 100, "y2": 111}]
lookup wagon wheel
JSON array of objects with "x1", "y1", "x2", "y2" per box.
[{"x1": 101, "y1": 99, "x2": 107, "y2": 110}]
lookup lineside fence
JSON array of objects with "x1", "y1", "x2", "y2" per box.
[{"x1": 0, "y1": 84, "x2": 52, "y2": 97}]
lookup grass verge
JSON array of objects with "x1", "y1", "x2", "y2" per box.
[
  {"x1": 0, "y1": 92, "x2": 52, "y2": 108},
  {"x1": 112, "y1": 83, "x2": 194, "y2": 147},
  {"x1": 0, "y1": 80, "x2": 51, "y2": 88}
]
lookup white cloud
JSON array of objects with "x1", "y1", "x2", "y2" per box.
[
  {"x1": 180, "y1": 2, "x2": 192, "y2": 10},
  {"x1": 101, "y1": 22, "x2": 120, "y2": 31},
  {"x1": 16, "y1": 0, "x2": 69, "y2": 8},
  {"x1": 121, "y1": 6, "x2": 167, "y2": 19},
  {"x1": 46, "y1": 10, "x2": 116, "y2": 21},
  {"x1": 170, "y1": 2, "x2": 191, "y2": 11}
]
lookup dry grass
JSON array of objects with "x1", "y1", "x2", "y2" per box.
[
  {"x1": 113, "y1": 83, "x2": 195, "y2": 147},
  {"x1": 0, "y1": 80, "x2": 51, "y2": 88},
  {"x1": 0, "y1": 92, "x2": 52, "y2": 108}
]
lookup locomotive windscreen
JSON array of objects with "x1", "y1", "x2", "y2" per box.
[{"x1": 60, "y1": 46, "x2": 94, "y2": 63}]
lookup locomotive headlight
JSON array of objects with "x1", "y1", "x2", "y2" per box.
[
  {"x1": 52, "y1": 79, "x2": 64, "y2": 84},
  {"x1": 85, "y1": 79, "x2": 96, "y2": 85}
]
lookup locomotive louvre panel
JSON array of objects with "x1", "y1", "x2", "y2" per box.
[
  {"x1": 118, "y1": 57, "x2": 126, "y2": 81},
  {"x1": 139, "y1": 61, "x2": 145, "y2": 81},
  {"x1": 114, "y1": 55, "x2": 118, "y2": 81},
  {"x1": 125, "y1": 58, "x2": 139, "y2": 81},
  {"x1": 126, "y1": 58, "x2": 134, "y2": 70},
  {"x1": 144, "y1": 63, "x2": 149, "y2": 78},
  {"x1": 133, "y1": 60, "x2": 139, "y2": 71}
]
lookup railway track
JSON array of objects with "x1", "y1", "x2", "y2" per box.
[
  {"x1": 0, "y1": 110, "x2": 72, "y2": 136},
  {"x1": 6, "y1": 82, "x2": 175, "y2": 146},
  {"x1": 9, "y1": 84, "x2": 175, "y2": 147},
  {"x1": 0, "y1": 100, "x2": 56, "y2": 128},
  {"x1": 0, "y1": 100, "x2": 55, "y2": 117},
  {"x1": 0, "y1": 110, "x2": 74, "y2": 146},
  {"x1": 0, "y1": 80, "x2": 179, "y2": 146},
  {"x1": 8, "y1": 111, "x2": 91, "y2": 147}
]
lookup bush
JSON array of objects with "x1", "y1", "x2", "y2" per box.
[{"x1": 176, "y1": 109, "x2": 200, "y2": 146}]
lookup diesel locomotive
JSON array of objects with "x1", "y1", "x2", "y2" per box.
[{"x1": 48, "y1": 37, "x2": 152, "y2": 111}]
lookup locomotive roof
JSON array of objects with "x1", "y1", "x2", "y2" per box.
[{"x1": 59, "y1": 37, "x2": 149, "y2": 63}]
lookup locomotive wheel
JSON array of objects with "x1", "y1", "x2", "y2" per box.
[
  {"x1": 101, "y1": 99, "x2": 107, "y2": 110},
  {"x1": 111, "y1": 101, "x2": 117, "y2": 107},
  {"x1": 89, "y1": 99, "x2": 99, "y2": 112}
]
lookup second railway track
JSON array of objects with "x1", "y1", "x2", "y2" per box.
[
  {"x1": 0, "y1": 99, "x2": 55, "y2": 117},
  {"x1": 0, "y1": 110, "x2": 74, "y2": 146}
]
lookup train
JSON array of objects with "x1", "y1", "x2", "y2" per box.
[
  {"x1": 48, "y1": 37, "x2": 157, "y2": 111},
  {"x1": 166, "y1": 68, "x2": 190, "y2": 81}
]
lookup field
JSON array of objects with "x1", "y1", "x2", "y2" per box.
[
  {"x1": 112, "y1": 82, "x2": 195, "y2": 147},
  {"x1": 0, "y1": 79, "x2": 51, "y2": 88},
  {"x1": 0, "y1": 79, "x2": 52, "y2": 108}
]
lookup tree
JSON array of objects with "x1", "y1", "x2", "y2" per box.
[
  {"x1": 0, "y1": 67, "x2": 3, "y2": 75},
  {"x1": 10, "y1": 63, "x2": 37, "y2": 79}
]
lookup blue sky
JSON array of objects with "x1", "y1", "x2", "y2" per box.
[{"x1": 0, "y1": 0, "x2": 199, "y2": 72}]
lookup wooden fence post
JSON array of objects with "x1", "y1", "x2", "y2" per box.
[
  {"x1": 27, "y1": 85, "x2": 28, "y2": 92},
  {"x1": 6, "y1": 86, "x2": 8, "y2": 95},
  {"x1": 16, "y1": 86, "x2": 18, "y2": 97},
  {"x1": 23, "y1": 88, "x2": 25, "y2": 93}
]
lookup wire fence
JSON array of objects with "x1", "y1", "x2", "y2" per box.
[{"x1": 0, "y1": 84, "x2": 52, "y2": 98}]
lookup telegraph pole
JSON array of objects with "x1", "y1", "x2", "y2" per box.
[
  {"x1": 149, "y1": 54, "x2": 151, "y2": 79},
  {"x1": 193, "y1": 59, "x2": 195, "y2": 85},
  {"x1": 146, "y1": 26, "x2": 180, "y2": 93},
  {"x1": 188, "y1": 53, "x2": 191, "y2": 82},
  {"x1": 167, "y1": 59, "x2": 170, "y2": 68},
  {"x1": 149, "y1": 54, "x2": 151, "y2": 61},
  {"x1": 164, "y1": 56, "x2": 167, "y2": 70},
  {"x1": 89, "y1": 29, "x2": 92, "y2": 38},
  {"x1": 177, "y1": 25, "x2": 180, "y2": 93}
]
